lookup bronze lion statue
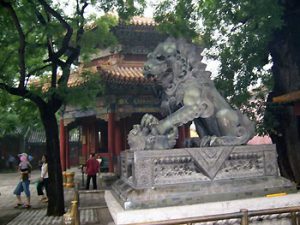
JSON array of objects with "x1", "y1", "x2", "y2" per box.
[{"x1": 128, "y1": 38, "x2": 255, "y2": 150}]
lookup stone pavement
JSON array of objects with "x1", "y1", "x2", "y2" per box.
[{"x1": 0, "y1": 168, "x2": 115, "y2": 225}]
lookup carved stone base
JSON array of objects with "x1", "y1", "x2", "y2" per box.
[
  {"x1": 111, "y1": 145, "x2": 297, "y2": 210},
  {"x1": 106, "y1": 191, "x2": 300, "y2": 225},
  {"x1": 112, "y1": 176, "x2": 295, "y2": 209}
]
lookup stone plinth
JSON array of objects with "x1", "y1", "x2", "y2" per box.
[
  {"x1": 105, "y1": 190, "x2": 300, "y2": 225},
  {"x1": 111, "y1": 145, "x2": 296, "y2": 209}
]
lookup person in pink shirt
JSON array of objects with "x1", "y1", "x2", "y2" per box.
[
  {"x1": 14, "y1": 153, "x2": 32, "y2": 208},
  {"x1": 85, "y1": 153, "x2": 100, "y2": 190}
]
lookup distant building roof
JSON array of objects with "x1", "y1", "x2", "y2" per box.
[
  {"x1": 27, "y1": 128, "x2": 80, "y2": 144},
  {"x1": 27, "y1": 129, "x2": 46, "y2": 143},
  {"x1": 32, "y1": 16, "x2": 164, "y2": 88},
  {"x1": 128, "y1": 16, "x2": 157, "y2": 26},
  {"x1": 67, "y1": 55, "x2": 155, "y2": 86},
  {"x1": 98, "y1": 65, "x2": 152, "y2": 84},
  {"x1": 95, "y1": 54, "x2": 154, "y2": 84}
]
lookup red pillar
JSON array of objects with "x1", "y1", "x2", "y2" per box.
[
  {"x1": 185, "y1": 123, "x2": 191, "y2": 139},
  {"x1": 65, "y1": 129, "x2": 70, "y2": 169},
  {"x1": 82, "y1": 125, "x2": 88, "y2": 161},
  {"x1": 122, "y1": 119, "x2": 128, "y2": 150},
  {"x1": 294, "y1": 102, "x2": 300, "y2": 116},
  {"x1": 120, "y1": 123, "x2": 125, "y2": 152},
  {"x1": 115, "y1": 122, "x2": 122, "y2": 156},
  {"x1": 59, "y1": 119, "x2": 66, "y2": 171},
  {"x1": 177, "y1": 126, "x2": 186, "y2": 148},
  {"x1": 108, "y1": 112, "x2": 115, "y2": 172}
]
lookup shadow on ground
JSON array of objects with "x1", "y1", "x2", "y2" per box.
[{"x1": 0, "y1": 209, "x2": 22, "y2": 225}]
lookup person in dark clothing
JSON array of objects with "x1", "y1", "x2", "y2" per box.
[
  {"x1": 36, "y1": 154, "x2": 49, "y2": 202},
  {"x1": 85, "y1": 153, "x2": 100, "y2": 190}
]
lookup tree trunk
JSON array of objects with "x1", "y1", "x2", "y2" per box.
[
  {"x1": 268, "y1": 0, "x2": 300, "y2": 184},
  {"x1": 40, "y1": 106, "x2": 65, "y2": 216}
]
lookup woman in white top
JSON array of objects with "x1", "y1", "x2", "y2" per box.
[{"x1": 36, "y1": 154, "x2": 49, "y2": 202}]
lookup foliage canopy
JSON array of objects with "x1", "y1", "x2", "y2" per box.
[
  {"x1": 0, "y1": 0, "x2": 146, "y2": 216},
  {"x1": 153, "y1": 0, "x2": 284, "y2": 134}
]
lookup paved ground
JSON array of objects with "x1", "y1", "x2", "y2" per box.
[
  {"x1": 0, "y1": 169, "x2": 48, "y2": 224},
  {"x1": 0, "y1": 168, "x2": 115, "y2": 225}
]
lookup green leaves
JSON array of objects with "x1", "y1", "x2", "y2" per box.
[
  {"x1": 154, "y1": 0, "x2": 198, "y2": 40},
  {"x1": 0, "y1": 0, "x2": 143, "y2": 129},
  {"x1": 153, "y1": 0, "x2": 284, "y2": 134},
  {"x1": 97, "y1": 0, "x2": 146, "y2": 20},
  {"x1": 198, "y1": 1, "x2": 283, "y2": 135},
  {"x1": 80, "y1": 15, "x2": 118, "y2": 62},
  {"x1": 57, "y1": 70, "x2": 105, "y2": 109},
  {"x1": 199, "y1": 0, "x2": 283, "y2": 97},
  {"x1": 0, "y1": 91, "x2": 41, "y2": 137}
]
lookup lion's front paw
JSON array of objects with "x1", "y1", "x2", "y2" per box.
[
  {"x1": 128, "y1": 125, "x2": 146, "y2": 150},
  {"x1": 200, "y1": 136, "x2": 218, "y2": 147},
  {"x1": 141, "y1": 114, "x2": 159, "y2": 128}
]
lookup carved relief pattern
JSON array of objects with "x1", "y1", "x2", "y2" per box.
[
  {"x1": 264, "y1": 151, "x2": 278, "y2": 176},
  {"x1": 112, "y1": 145, "x2": 297, "y2": 210},
  {"x1": 187, "y1": 147, "x2": 233, "y2": 179},
  {"x1": 216, "y1": 152, "x2": 265, "y2": 179},
  {"x1": 153, "y1": 156, "x2": 210, "y2": 185},
  {"x1": 120, "y1": 146, "x2": 279, "y2": 188},
  {"x1": 134, "y1": 159, "x2": 153, "y2": 187},
  {"x1": 120, "y1": 154, "x2": 127, "y2": 178}
]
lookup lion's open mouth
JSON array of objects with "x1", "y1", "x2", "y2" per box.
[{"x1": 143, "y1": 70, "x2": 155, "y2": 79}]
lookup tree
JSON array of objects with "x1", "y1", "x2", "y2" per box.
[
  {"x1": 0, "y1": 91, "x2": 41, "y2": 137},
  {"x1": 266, "y1": 0, "x2": 300, "y2": 183},
  {"x1": 0, "y1": 0, "x2": 145, "y2": 216},
  {"x1": 153, "y1": 0, "x2": 300, "y2": 184}
]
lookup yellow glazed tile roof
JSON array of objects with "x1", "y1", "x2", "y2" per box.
[
  {"x1": 129, "y1": 16, "x2": 156, "y2": 26},
  {"x1": 98, "y1": 64, "x2": 155, "y2": 84}
]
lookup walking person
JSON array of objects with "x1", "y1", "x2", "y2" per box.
[
  {"x1": 7, "y1": 154, "x2": 16, "y2": 170},
  {"x1": 85, "y1": 153, "x2": 100, "y2": 190},
  {"x1": 96, "y1": 154, "x2": 102, "y2": 171},
  {"x1": 13, "y1": 153, "x2": 32, "y2": 209},
  {"x1": 36, "y1": 154, "x2": 49, "y2": 202}
]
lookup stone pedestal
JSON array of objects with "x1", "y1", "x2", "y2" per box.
[
  {"x1": 111, "y1": 145, "x2": 296, "y2": 210},
  {"x1": 105, "y1": 190, "x2": 300, "y2": 225}
]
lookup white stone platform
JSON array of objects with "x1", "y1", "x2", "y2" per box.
[{"x1": 105, "y1": 190, "x2": 300, "y2": 225}]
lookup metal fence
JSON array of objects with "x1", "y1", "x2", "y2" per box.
[{"x1": 130, "y1": 206, "x2": 300, "y2": 225}]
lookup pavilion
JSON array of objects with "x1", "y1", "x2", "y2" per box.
[{"x1": 59, "y1": 17, "x2": 191, "y2": 173}]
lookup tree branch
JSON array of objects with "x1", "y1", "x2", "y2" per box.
[
  {"x1": 1, "y1": 1, "x2": 26, "y2": 89},
  {"x1": 51, "y1": 64, "x2": 58, "y2": 88},
  {"x1": 0, "y1": 24, "x2": 35, "y2": 76},
  {"x1": 76, "y1": 1, "x2": 88, "y2": 44},
  {"x1": 49, "y1": 93, "x2": 63, "y2": 113},
  {"x1": 27, "y1": 63, "x2": 52, "y2": 77},
  {"x1": 0, "y1": 51, "x2": 14, "y2": 74},
  {"x1": 38, "y1": 0, "x2": 73, "y2": 60},
  {"x1": 30, "y1": 2, "x2": 66, "y2": 88},
  {"x1": 30, "y1": 0, "x2": 57, "y2": 64},
  {"x1": 0, "y1": 82, "x2": 46, "y2": 108},
  {"x1": 59, "y1": 1, "x2": 88, "y2": 85}
]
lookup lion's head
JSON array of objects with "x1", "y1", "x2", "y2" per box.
[
  {"x1": 143, "y1": 38, "x2": 177, "y2": 89},
  {"x1": 144, "y1": 38, "x2": 211, "y2": 94}
]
